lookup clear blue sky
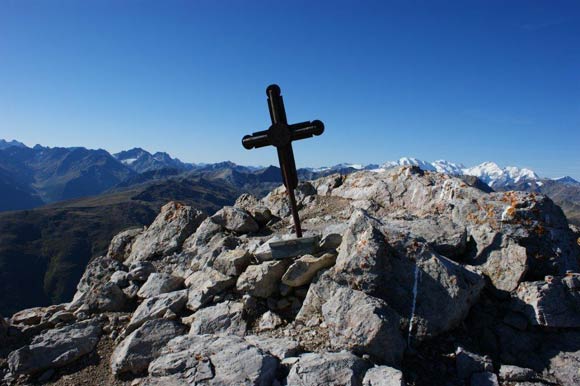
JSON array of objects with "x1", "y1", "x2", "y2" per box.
[{"x1": 1, "y1": 1, "x2": 579, "y2": 178}]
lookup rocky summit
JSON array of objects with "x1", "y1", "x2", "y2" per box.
[{"x1": 1, "y1": 166, "x2": 579, "y2": 386}]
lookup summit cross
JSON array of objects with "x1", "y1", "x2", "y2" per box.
[{"x1": 242, "y1": 84, "x2": 325, "y2": 238}]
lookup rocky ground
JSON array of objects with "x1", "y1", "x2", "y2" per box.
[{"x1": 1, "y1": 166, "x2": 579, "y2": 386}]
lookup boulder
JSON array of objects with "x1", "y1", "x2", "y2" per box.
[
  {"x1": 127, "y1": 290, "x2": 188, "y2": 333},
  {"x1": 7, "y1": 319, "x2": 102, "y2": 375},
  {"x1": 109, "y1": 270, "x2": 130, "y2": 288},
  {"x1": 282, "y1": 253, "x2": 337, "y2": 287},
  {"x1": 111, "y1": 319, "x2": 187, "y2": 376},
  {"x1": 212, "y1": 248, "x2": 251, "y2": 277},
  {"x1": 148, "y1": 334, "x2": 278, "y2": 385},
  {"x1": 236, "y1": 260, "x2": 291, "y2": 298},
  {"x1": 85, "y1": 282, "x2": 128, "y2": 313},
  {"x1": 498, "y1": 365, "x2": 537, "y2": 382},
  {"x1": 515, "y1": 274, "x2": 580, "y2": 328},
  {"x1": 286, "y1": 351, "x2": 370, "y2": 386},
  {"x1": 11, "y1": 307, "x2": 45, "y2": 326},
  {"x1": 138, "y1": 273, "x2": 184, "y2": 299},
  {"x1": 107, "y1": 227, "x2": 143, "y2": 261},
  {"x1": 322, "y1": 286, "x2": 406, "y2": 365},
  {"x1": 126, "y1": 202, "x2": 207, "y2": 263},
  {"x1": 185, "y1": 268, "x2": 236, "y2": 312},
  {"x1": 211, "y1": 206, "x2": 259, "y2": 234},
  {"x1": 67, "y1": 256, "x2": 125, "y2": 311},
  {"x1": 244, "y1": 335, "x2": 300, "y2": 359},
  {"x1": 548, "y1": 349, "x2": 580, "y2": 386},
  {"x1": 362, "y1": 366, "x2": 405, "y2": 386},
  {"x1": 189, "y1": 301, "x2": 246, "y2": 337}
]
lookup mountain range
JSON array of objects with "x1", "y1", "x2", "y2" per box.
[{"x1": 0, "y1": 139, "x2": 578, "y2": 315}]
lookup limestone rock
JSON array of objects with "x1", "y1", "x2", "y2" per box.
[
  {"x1": 212, "y1": 248, "x2": 251, "y2": 277},
  {"x1": 258, "y1": 310, "x2": 283, "y2": 332},
  {"x1": 138, "y1": 273, "x2": 184, "y2": 299},
  {"x1": 185, "y1": 268, "x2": 236, "y2": 312},
  {"x1": 211, "y1": 206, "x2": 259, "y2": 234},
  {"x1": 126, "y1": 202, "x2": 207, "y2": 263},
  {"x1": 85, "y1": 282, "x2": 128, "y2": 313},
  {"x1": 189, "y1": 301, "x2": 246, "y2": 337},
  {"x1": 127, "y1": 290, "x2": 188, "y2": 333},
  {"x1": 287, "y1": 351, "x2": 370, "y2": 386},
  {"x1": 362, "y1": 366, "x2": 405, "y2": 386},
  {"x1": 7, "y1": 319, "x2": 102, "y2": 375},
  {"x1": 322, "y1": 286, "x2": 405, "y2": 365},
  {"x1": 148, "y1": 334, "x2": 278, "y2": 385},
  {"x1": 111, "y1": 319, "x2": 187, "y2": 376},
  {"x1": 107, "y1": 227, "x2": 143, "y2": 261},
  {"x1": 236, "y1": 260, "x2": 291, "y2": 298},
  {"x1": 515, "y1": 274, "x2": 580, "y2": 328},
  {"x1": 109, "y1": 270, "x2": 130, "y2": 288},
  {"x1": 68, "y1": 256, "x2": 125, "y2": 311},
  {"x1": 244, "y1": 335, "x2": 300, "y2": 359},
  {"x1": 282, "y1": 253, "x2": 337, "y2": 287}
]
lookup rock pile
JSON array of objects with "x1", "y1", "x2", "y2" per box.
[{"x1": 1, "y1": 166, "x2": 579, "y2": 386}]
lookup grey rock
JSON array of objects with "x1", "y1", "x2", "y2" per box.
[
  {"x1": 10, "y1": 307, "x2": 45, "y2": 326},
  {"x1": 296, "y1": 270, "x2": 340, "y2": 323},
  {"x1": 258, "y1": 310, "x2": 283, "y2": 332},
  {"x1": 270, "y1": 236, "x2": 321, "y2": 260},
  {"x1": 107, "y1": 227, "x2": 143, "y2": 261},
  {"x1": 236, "y1": 260, "x2": 291, "y2": 298},
  {"x1": 189, "y1": 301, "x2": 246, "y2": 336},
  {"x1": 127, "y1": 261, "x2": 156, "y2": 282},
  {"x1": 148, "y1": 334, "x2": 278, "y2": 385},
  {"x1": 320, "y1": 232, "x2": 343, "y2": 251},
  {"x1": 212, "y1": 248, "x2": 251, "y2": 277},
  {"x1": 515, "y1": 274, "x2": 580, "y2": 328},
  {"x1": 7, "y1": 319, "x2": 102, "y2": 375},
  {"x1": 211, "y1": 206, "x2": 259, "y2": 234},
  {"x1": 549, "y1": 349, "x2": 580, "y2": 386},
  {"x1": 127, "y1": 290, "x2": 188, "y2": 333},
  {"x1": 287, "y1": 351, "x2": 371, "y2": 386},
  {"x1": 111, "y1": 319, "x2": 187, "y2": 376},
  {"x1": 362, "y1": 366, "x2": 405, "y2": 386},
  {"x1": 322, "y1": 286, "x2": 405, "y2": 365},
  {"x1": 47, "y1": 310, "x2": 75, "y2": 325},
  {"x1": 67, "y1": 256, "x2": 125, "y2": 311},
  {"x1": 126, "y1": 202, "x2": 207, "y2": 263},
  {"x1": 138, "y1": 273, "x2": 184, "y2": 299},
  {"x1": 456, "y1": 347, "x2": 494, "y2": 379},
  {"x1": 109, "y1": 270, "x2": 130, "y2": 288},
  {"x1": 185, "y1": 268, "x2": 236, "y2": 312},
  {"x1": 124, "y1": 283, "x2": 141, "y2": 300},
  {"x1": 499, "y1": 365, "x2": 537, "y2": 382},
  {"x1": 85, "y1": 282, "x2": 128, "y2": 313},
  {"x1": 282, "y1": 253, "x2": 337, "y2": 287},
  {"x1": 470, "y1": 372, "x2": 499, "y2": 386},
  {"x1": 244, "y1": 335, "x2": 300, "y2": 359}
]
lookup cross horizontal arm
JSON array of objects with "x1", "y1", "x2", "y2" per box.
[
  {"x1": 289, "y1": 120, "x2": 325, "y2": 141},
  {"x1": 242, "y1": 129, "x2": 270, "y2": 149}
]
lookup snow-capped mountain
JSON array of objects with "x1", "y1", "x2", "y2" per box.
[
  {"x1": 114, "y1": 148, "x2": 192, "y2": 173},
  {"x1": 376, "y1": 157, "x2": 540, "y2": 189}
]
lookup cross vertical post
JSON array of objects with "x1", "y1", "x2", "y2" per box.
[{"x1": 242, "y1": 84, "x2": 324, "y2": 238}]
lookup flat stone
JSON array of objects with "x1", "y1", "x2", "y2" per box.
[
  {"x1": 7, "y1": 319, "x2": 102, "y2": 375},
  {"x1": 244, "y1": 335, "x2": 300, "y2": 359},
  {"x1": 127, "y1": 290, "x2": 188, "y2": 334},
  {"x1": 282, "y1": 253, "x2": 337, "y2": 287},
  {"x1": 363, "y1": 366, "x2": 405, "y2": 386},
  {"x1": 236, "y1": 260, "x2": 291, "y2": 298},
  {"x1": 189, "y1": 301, "x2": 246, "y2": 337},
  {"x1": 270, "y1": 236, "x2": 320, "y2": 260},
  {"x1": 287, "y1": 351, "x2": 370, "y2": 386},
  {"x1": 137, "y1": 273, "x2": 184, "y2": 299},
  {"x1": 185, "y1": 268, "x2": 236, "y2": 312},
  {"x1": 111, "y1": 319, "x2": 187, "y2": 376}
]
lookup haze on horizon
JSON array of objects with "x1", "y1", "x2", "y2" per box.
[{"x1": 1, "y1": 0, "x2": 579, "y2": 179}]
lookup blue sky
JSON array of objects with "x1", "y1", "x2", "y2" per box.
[{"x1": 1, "y1": 1, "x2": 579, "y2": 178}]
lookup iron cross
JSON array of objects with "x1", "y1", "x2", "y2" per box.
[{"x1": 242, "y1": 84, "x2": 324, "y2": 238}]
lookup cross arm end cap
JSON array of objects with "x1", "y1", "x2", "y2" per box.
[{"x1": 266, "y1": 84, "x2": 281, "y2": 96}]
